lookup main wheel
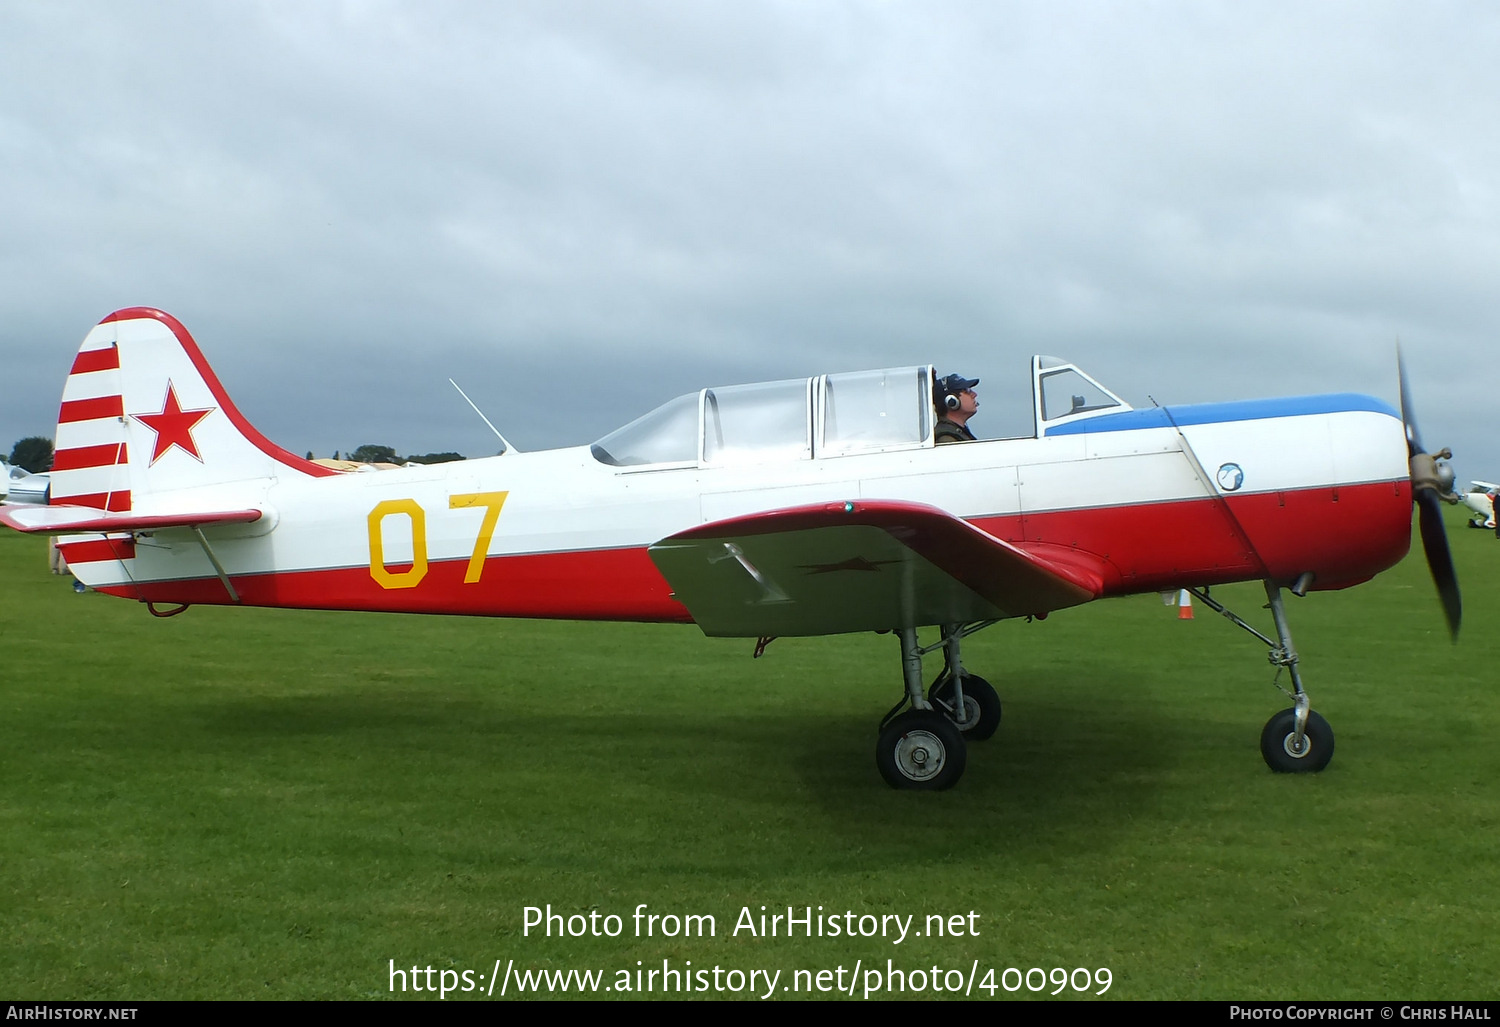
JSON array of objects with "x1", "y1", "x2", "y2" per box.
[
  {"x1": 1260, "y1": 708, "x2": 1335, "y2": 773},
  {"x1": 875, "y1": 711, "x2": 967, "y2": 790},
  {"x1": 929, "y1": 674, "x2": 1002, "y2": 740}
]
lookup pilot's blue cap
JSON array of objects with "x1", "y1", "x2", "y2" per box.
[{"x1": 936, "y1": 373, "x2": 979, "y2": 396}]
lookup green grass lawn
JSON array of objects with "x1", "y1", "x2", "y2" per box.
[{"x1": 1, "y1": 512, "x2": 1497, "y2": 1000}]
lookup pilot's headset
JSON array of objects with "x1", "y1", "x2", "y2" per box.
[{"x1": 937, "y1": 373, "x2": 978, "y2": 411}]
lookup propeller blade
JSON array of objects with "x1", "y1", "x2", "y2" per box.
[
  {"x1": 1397, "y1": 343, "x2": 1423, "y2": 458},
  {"x1": 1401, "y1": 343, "x2": 1461, "y2": 640},
  {"x1": 1415, "y1": 488, "x2": 1462, "y2": 641}
]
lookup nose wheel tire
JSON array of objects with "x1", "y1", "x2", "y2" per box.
[
  {"x1": 1260, "y1": 708, "x2": 1335, "y2": 773},
  {"x1": 929, "y1": 674, "x2": 1002, "y2": 740},
  {"x1": 876, "y1": 711, "x2": 967, "y2": 790}
]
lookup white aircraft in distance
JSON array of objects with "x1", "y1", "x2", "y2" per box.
[
  {"x1": 0, "y1": 460, "x2": 50, "y2": 505},
  {"x1": 0, "y1": 309, "x2": 1463, "y2": 790},
  {"x1": 1461, "y1": 481, "x2": 1498, "y2": 530}
]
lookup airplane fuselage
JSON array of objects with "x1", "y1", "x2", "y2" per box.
[{"x1": 65, "y1": 394, "x2": 1412, "y2": 630}]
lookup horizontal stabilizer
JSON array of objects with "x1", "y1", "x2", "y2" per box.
[
  {"x1": 649, "y1": 500, "x2": 1106, "y2": 637},
  {"x1": 0, "y1": 503, "x2": 262, "y2": 535}
]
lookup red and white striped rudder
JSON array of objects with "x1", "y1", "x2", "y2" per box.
[{"x1": 50, "y1": 308, "x2": 337, "y2": 513}]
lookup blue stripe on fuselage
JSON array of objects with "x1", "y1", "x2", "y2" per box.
[{"x1": 1043, "y1": 393, "x2": 1399, "y2": 436}]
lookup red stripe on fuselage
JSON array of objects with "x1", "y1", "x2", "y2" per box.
[
  {"x1": 972, "y1": 496, "x2": 1263, "y2": 592},
  {"x1": 102, "y1": 545, "x2": 694, "y2": 622},
  {"x1": 972, "y1": 479, "x2": 1411, "y2": 594},
  {"x1": 95, "y1": 481, "x2": 1413, "y2": 621},
  {"x1": 1224, "y1": 480, "x2": 1412, "y2": 589}
]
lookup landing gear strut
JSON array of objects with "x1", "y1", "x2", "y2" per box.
[
  {"x1": 875, "y1": 622, "x2": 1001, "y2": 789},
  {"x1": 1188, "y1": 580, "x2": 1335, "y2": 773}
]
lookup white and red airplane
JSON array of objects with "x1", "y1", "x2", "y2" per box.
[
  {"x1": 0, "y1": 460, "x2": 50, "y2": 505},
  {"x1": 1461, "y1": 481, "x2": 1499, "y2": 530},
  {"x1": 0, "y1": 308, "x2": 1462, "y2": 789}
]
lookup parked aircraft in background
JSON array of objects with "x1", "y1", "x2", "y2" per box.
[
  {"x1": 0, "y1": 309, "x2": 1462, "y2": 789},
  {"x1": 1461, "y1": 481, "x2": 1498, "y2": 530},
  {"x1": 0, "y1": 460, "x2": 50, "y2": 505}
]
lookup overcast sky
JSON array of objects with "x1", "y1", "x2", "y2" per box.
[{"x1": 3, "y1": 1, "x2": 1497, "y2": 480}]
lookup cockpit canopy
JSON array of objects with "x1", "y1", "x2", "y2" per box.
[
  {"x1": 592, "y1": 366, "x2": 935, "y2": 467},
  {"x1": 590, "y1": 358, "x2": 1130, "y2": 468}
]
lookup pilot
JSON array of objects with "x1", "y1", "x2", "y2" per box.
[{"x1": 934, "y1": 373, "x2": 980, "y2": 444}]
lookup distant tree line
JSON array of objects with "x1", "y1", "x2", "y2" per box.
[
  {"x1": 324, "y1": 445, "x2": 465, "y2": 466},
  {"x1": 7, "y1": 436, "x2": 465, "y2": 475},
  {"x1": 7, "y1": 437, "x2": 53, "y2": 473}
]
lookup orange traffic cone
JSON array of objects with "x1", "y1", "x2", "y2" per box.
[{"x1": 1177, "y1": 589, "x2": 1194, "y2": 619}]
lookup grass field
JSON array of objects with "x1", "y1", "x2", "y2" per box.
[{"x1": 2, "y1": 512, "x2": 1497, "y2": 1000}]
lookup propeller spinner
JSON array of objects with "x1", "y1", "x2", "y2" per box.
[{"x1": 1398, "y1": 347, "x2": 1462, "y2": 640}]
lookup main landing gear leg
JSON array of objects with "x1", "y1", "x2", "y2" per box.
[
  {"x1": 929, "y1": 624, "x2": 1003, "y2": 741},
  {"x1": 1188, "y1": 580, "x2": 1335, "y2": 773},
  {"x1": 874, "y1": 628, "x2": 967, "y2": 790},
  {"x1": 873, "y1": 623, "x2": 1004, "y2": 789}
]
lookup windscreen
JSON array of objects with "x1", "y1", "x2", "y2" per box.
[
  {"x1": 1039, "y1": 368, "x2": 1123, "y2": 421},
  {"x1": 591, "y1": 392, "x2": 700, "y2": 466}
]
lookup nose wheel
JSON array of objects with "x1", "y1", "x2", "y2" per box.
[
  {"x1": 1260, "y1": 708, "x2": 1334, "y2": 773},
  {"x1": 1188, "y1": 580, "x2": 1338, "y2": 774}
]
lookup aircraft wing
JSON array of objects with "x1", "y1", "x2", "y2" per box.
[
  {"x1": 0, "y1": 503, "x2": 263, "y2": 535},
  {"x1": 648, "y1": 500, "x2": 1107, "y2": 637}
]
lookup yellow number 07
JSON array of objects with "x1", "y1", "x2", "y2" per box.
[
  {"x1": 449, "y1": 491, "x2": 509, "y2": 583},
  {"x1": 367, "y1": 492, "x2": 509, "y2": 590}
]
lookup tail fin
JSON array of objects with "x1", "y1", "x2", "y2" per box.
[{"x1": 50, "y1": 308, "x2": 336, "y2": 512}]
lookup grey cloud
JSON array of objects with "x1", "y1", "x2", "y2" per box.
[{"x1": 1, "y1": 1, "x2": 1495, "y2": 475}]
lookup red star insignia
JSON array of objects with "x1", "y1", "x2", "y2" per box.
[{"x1": 132, "y1": 382, "x2": 215, "y2": 465}]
